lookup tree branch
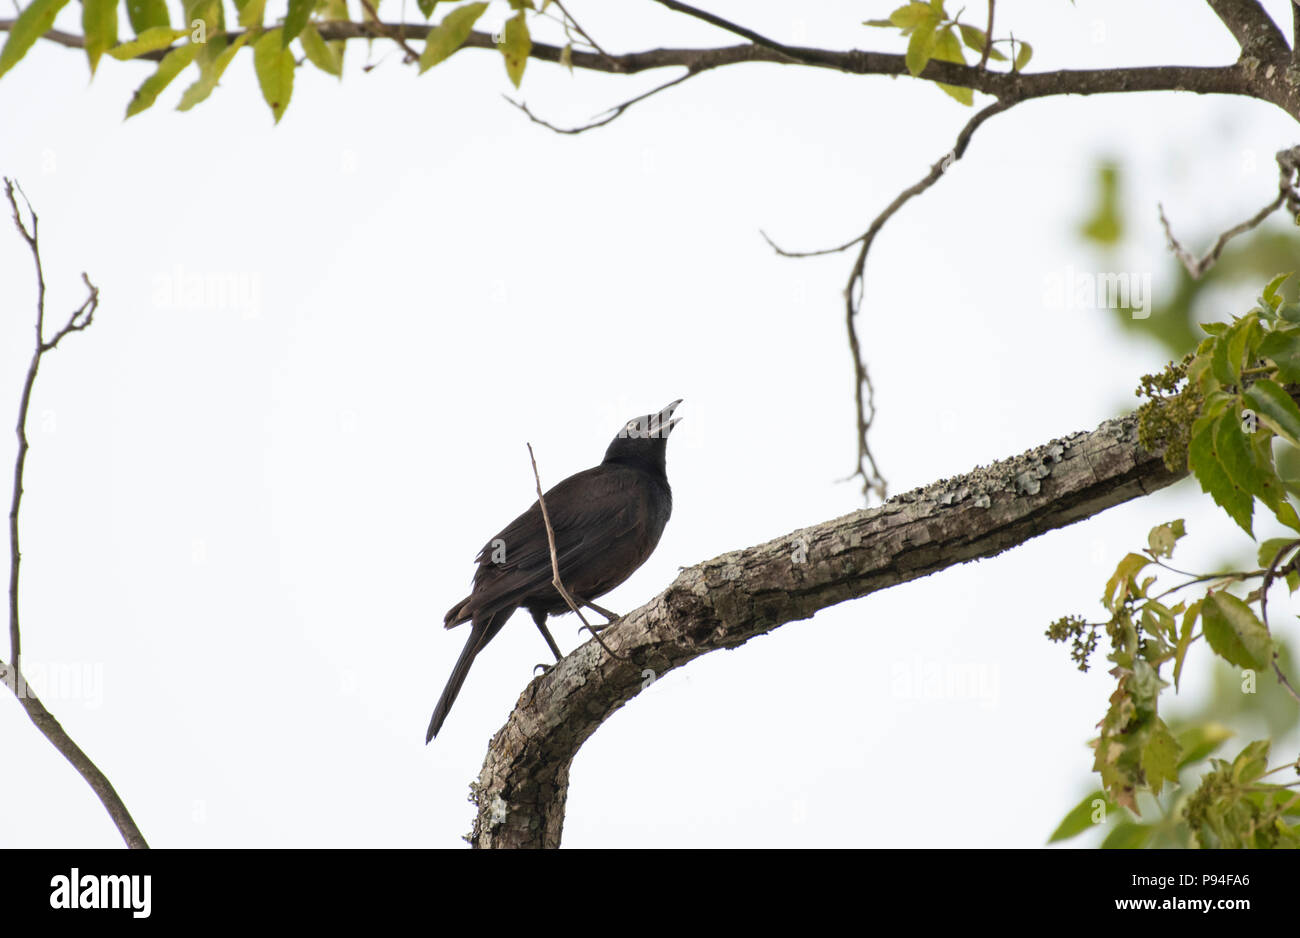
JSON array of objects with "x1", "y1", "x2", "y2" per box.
[
  {"x1": 762, "y1": 98, "x2": 1017, "y2": 501},
  {"x1": 1157, "y1": 144, "x2": 1300, "y2": 278},
  {"x1": 2, "y1": 178, "x2": 147, "y2": 850},
  {"x1": 4, "y1": 20, "x2": 1297, "y2": 118},
  {"x1": 470, "y1": 404, "x2": 1199, "y2": 847},
  {"x1": 1206, "y1": 0, "x2": 1290, "y2": 60}
]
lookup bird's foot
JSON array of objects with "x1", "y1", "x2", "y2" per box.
[{"x1": 533, "y1": 661, "x2": 555, "y2": 676}]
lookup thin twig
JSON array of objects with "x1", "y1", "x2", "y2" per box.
[
  {"x1": 359, "y1": 0, "x2": 420, "y2": 63},
  {"x1": 526, "y1": 444, "x2": 626, "y2": 660},
  {"x1": 551, "y1": 0, "x2": 614, "y2": 65},
  {"x1": 1257, "y1": 537, "x2": 1300, "y2": 705},
  {"x1": 1159, "y1": 145, "x2": 1300, "y2": 279},
  {"x1": 648, "y1": 0, "x2": 823, "y2": 66},
  {"x1": 763, "y1": 97, "x2": 1017, "y2": 501},
  {"x1": 506, "y1": 67, "x2": 698, "y2": 134},
  {"x1": 2, "y1": 177, "x2": 146, "y2": 848},
  {"x1": 978, "y1": 0, "x2": 995, "y2": 71}
]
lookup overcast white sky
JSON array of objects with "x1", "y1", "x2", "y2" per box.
[{"x1": 2, "y1": 0, "x2": 1299, "y2": 848}]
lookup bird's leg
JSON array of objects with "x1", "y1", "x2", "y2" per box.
[
  {"x1": 580, "y1": 598, "x2": 621, "y2": 629},
  {"x1": 530, "y1": 608, "x2": 565, "y2": 662}
]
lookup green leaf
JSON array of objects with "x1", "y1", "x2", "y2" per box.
[
  {"x1": 83, "y1": 0, "x2": 119, "y2": 75},
  {"x1": 1142, "y1": 720, "x2": 1181, "y2": 796},
  {"x1": 418, "y1": 0, "x2": 440, "y2": 16},
  {"x1": 283, "y1": 0, "x2": 313, "y2": 46},
  {"x1": 234, "y1": 0, "x2": 267, "y2": 27},
  {"x1": 1210, "y1": 333, "x2": 1235, "y2": 387},
  {"x1": 1263, "y1": 272, "x2": 1292, "y2": 307},
  {"x1": 1146, "y1": 519, "x2": 1185, "y2": 559},
  {"x1": 1230, "y1": 739, "x2": 1270, "y2": 784},
  {"x1": 1225, "y1": 315, "x2": 1261, "y2": 384},
  {"x1": 177, "y1": 29, "x2": 251, "y2": 110},
  {"x1": 1258, "y1": 537, "x2": 1300, "y2": 570},
  {"x1": 1213, "y1": 408, "x2": 1281, "y2": 508},
  {"x1": 957, "y1": 23, "x2": 1006, "y2": 60},
  {"x1": 418, "y1": 1, "x2": 488, "y2": 73},
  {"x1": 1173, "y1": 600, "x2": 1200, "y2": 691},
  {"x1": 253, "y1": 28, "x2": 295, "y2": 123},
  {"x1": 863, "y1": 18, "x2": 896, "y2": 28},
  {"x1": 1244, "y1": 379, "x2": 1300, "y2": 448},
  {"x1": 1101, "y1": 822, "x2": 1153, "y2": 849},
  {"x1": 1047, "y1": 790, "x2": 1111, "y2": 843},
  {"x1": 125, "y1": 41, "x2": 197, "y2": 117},
  {"x1": 1012, "y1": 39, "x2": 1032, "y2": 71},
  {"x1": 183, "y1": 0, "x2": 225, "y2": 66},
  {"x1": 299, "y1": 22, "x2": 342, "y2": 77},
  {"x1": 1258, "y1": 327, "x2": 1300, "y2": 384},
  {"x1": 1188, "y1": 413, "x2": 1255, "y2": 535},
  {"x1": 501, "y1": 10, "x2": 530, "y2": 88},
  {"x1": 108, "y1": 26, "x2": 188, "y2": 60},
  {"x1": 127, "y1": 0, "x2": 170, "y2": 33},
  {"x1": 905, "y1": 19, "x2": 938, "y2": 76},
  {"x1": 889, "y1": 3, "x2": 936, "y2": 31},
  {"x1": 0, "y1": 0, "x2": 73, "y2": 81},
  {"x1": 1103, "y1": 552, "x2": 1150, "y2": 611},
  {"x1": 931, "y1": 27, "x2": 972, "y2": 105},
  {"x1": 1202, "y1": 591, "x2": 1272, "y2": 670},
  {"x1": 1176, "y1": 722, "x2": 1233, "y2": 768}
]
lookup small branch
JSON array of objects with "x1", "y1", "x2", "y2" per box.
[
  {"x1": 763, "y1": 97, "x2": 1018, "y2": 501},
  {"x1": 3, "y1": 177, "x2": 146, "y2": 849},
  {"x1": 979, "y1": 0, "x2": 995, "y2": 71},
  {"x1": 648, "y1": 0, "x2": 823, "y2": 66},
  {"x1": 359, "y1": 0, "x2": 420, "y2": 63},
  {"x1": 506, "y1": 67, "x2": 699, "y2": 134},
  {"x1": 1257, "y1": 538, "x2": 1300, "y2": 705},
  {"x1": 1158, "y1": 144, "x2": 1300, "y2": 279},
  {"x1": 1206, "y1": 0, "x2": 1290, "y2": 60},
  {"x1": 551, "y1": 0, "x2": 614, "y2": 65}
]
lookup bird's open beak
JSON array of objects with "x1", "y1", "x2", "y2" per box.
[{"x1": 658, "y1": 399, "x2": 683, "y2": 436}]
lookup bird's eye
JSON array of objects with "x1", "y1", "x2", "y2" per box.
[{"x1": 626, "y1": 421, "x2": 638, "y2": 433}]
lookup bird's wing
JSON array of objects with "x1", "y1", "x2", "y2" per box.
[{"x1": 463, "y1": 466, "x2": 650, "y2": 612}]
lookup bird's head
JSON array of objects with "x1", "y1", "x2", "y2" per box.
[{"x1": 601, "y1": 399, "x2": 682, "y2": 474}]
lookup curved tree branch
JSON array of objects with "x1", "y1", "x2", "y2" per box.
[
  {"x1": 469, "y1": 404, "x2": 1198, "y2": 847},
  {"x1": 2, "y1": 178, "x2": 148, "y2": 850},
  {"x1": 1207, "y1": 0, "x2": 1290, "y2": 59}
]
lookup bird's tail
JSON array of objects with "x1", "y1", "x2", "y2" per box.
[{"x1": 426, "y1": 607, "x2": 511, "y2": 742}]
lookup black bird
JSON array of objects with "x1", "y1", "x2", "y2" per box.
[{"x1": 427, "y1": 400, "x2": 682, "y2": 742}]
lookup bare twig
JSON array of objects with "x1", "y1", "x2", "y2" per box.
[
  {"x1": 763, "y1": 97, "x2": 1017, "y2": 501},
  {"x1": 506, "y1": 67, "x2": 699, "y2": 134},
  {"x1": 2, "y1": 178, "x2": 146, "y2": 848},
  {"x1": 550, "y1": 0, "x2": 614, "y2": 65},
  {"x1": 526, "y1": 444, "x2": 626, "y2": 660},
  {"x1": 979, "y1": 0, "x2": 995, "y2": 71},
  {"x1": 359, "y1": 0, "x2": 419, "y2": 63},
  {"x1": 1257, "y1": 537, "x2": 1300, "y2": 705},
  {"x1": 1158, "y1": 145, "x2": 1300, "y2": 279},
  {"x1": 648, "y1": 0, "x2": 824, "y2": 66}
]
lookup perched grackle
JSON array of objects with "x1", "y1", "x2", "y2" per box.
[{"x1": 426, "y1": 400, "x2": 682, "y2": 742}]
